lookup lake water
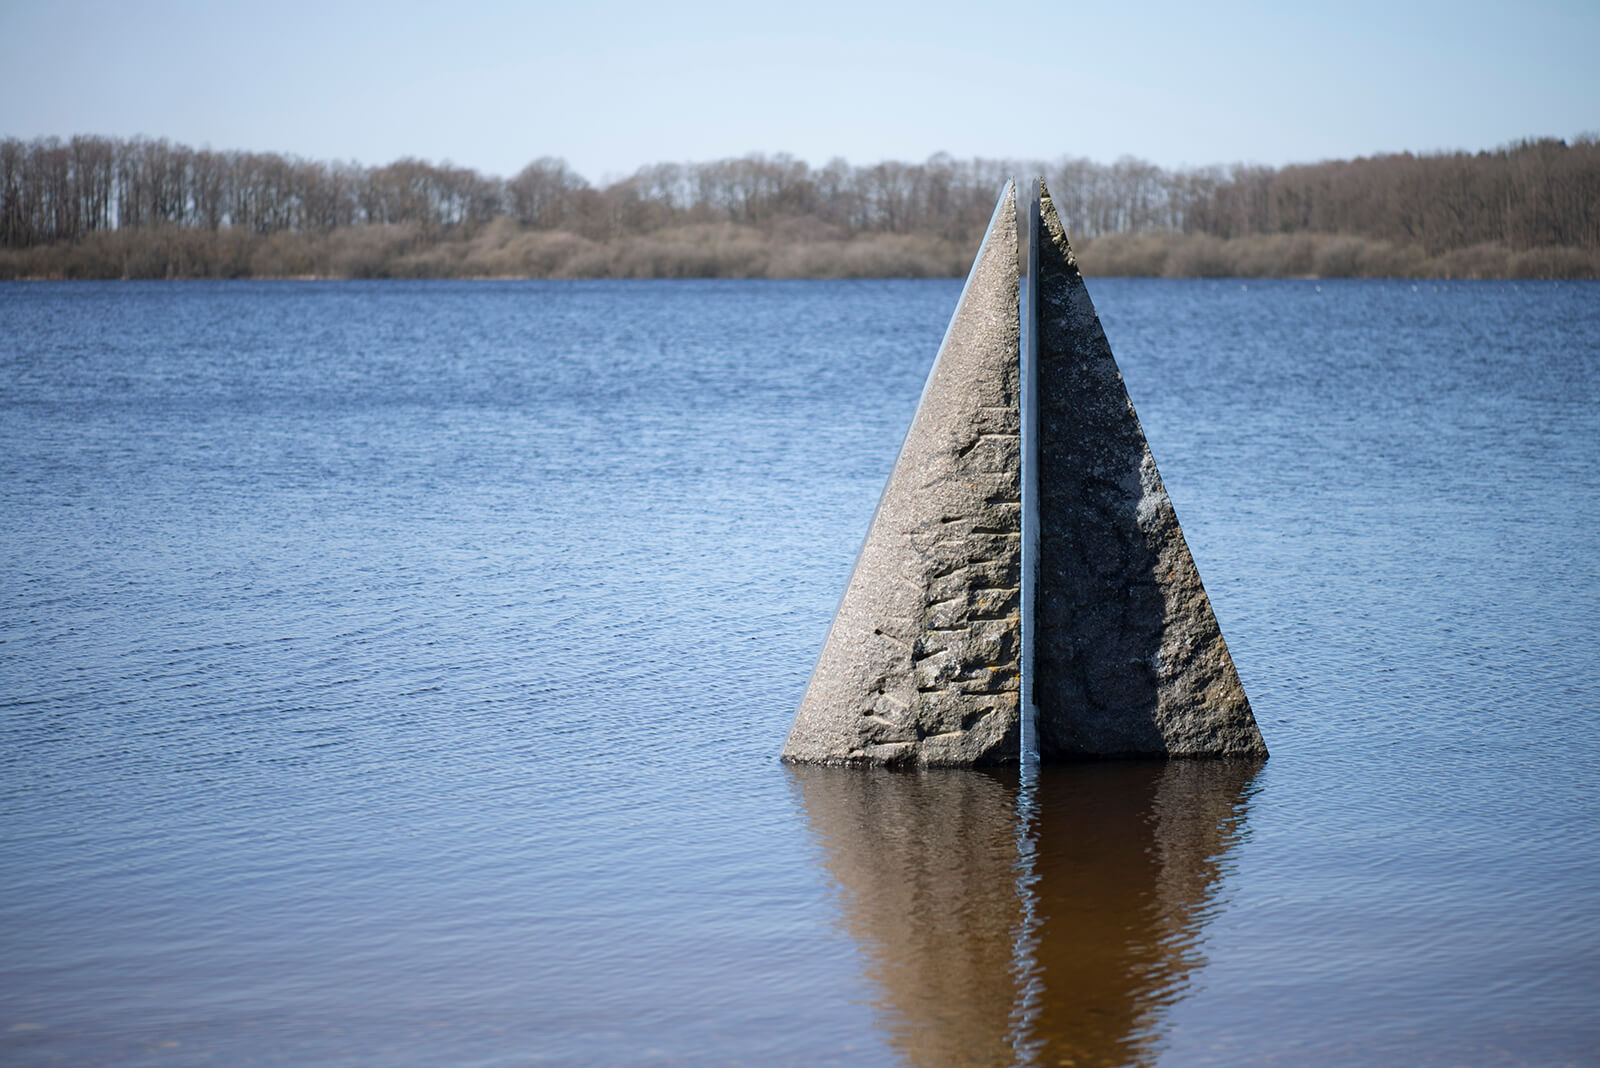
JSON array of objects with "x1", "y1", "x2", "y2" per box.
[{"x1": 2, "y1": 277, "x2": 1597, "y2": 1066}]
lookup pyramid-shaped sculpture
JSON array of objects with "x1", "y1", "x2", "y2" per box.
[
  {"x1": 782, "y1": 180, "x2": 1265, "y2": 764},
  {"x1": 782, "y1": 183, "x2": 1023, "y2": 766}
]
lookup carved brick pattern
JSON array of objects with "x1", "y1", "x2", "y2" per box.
[{"x1": 907, "y1": 420, "x2": 1023, "y2": 740}]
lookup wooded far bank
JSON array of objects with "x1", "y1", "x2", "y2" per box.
[{"x1": 3, "y1": 135, "x2": 1597, "y2": 279}]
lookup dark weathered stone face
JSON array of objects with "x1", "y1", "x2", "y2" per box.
[
  {"x1": 1030, "y1": 182, "x2": 1266, "y2": 759},
  {"x1": 782, "y1": 184, "x2": 1023, "y2": 766}
]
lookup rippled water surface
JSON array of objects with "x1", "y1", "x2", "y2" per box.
[{"x1": 3, "y1": 278, "x2": 1598, "y2": 1065}]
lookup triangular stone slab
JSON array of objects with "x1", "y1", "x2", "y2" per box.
[
  {"x1": 782, "y1": 183, "x2": 1022, "y2": 766},
  {"x1": 1029, "y1": 180, "x2": 1266, "y2": 758}
]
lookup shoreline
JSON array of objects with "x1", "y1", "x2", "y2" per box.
[{"x1": 3, "y1": 227, "x2": 1595, "y2": 282}]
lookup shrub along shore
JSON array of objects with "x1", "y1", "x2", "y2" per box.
[
  {"x1": 3, "y1": 221, "x2": 1594, "y2": 280},
  {"x1": 4, "y1": 134, "x2": 1596, "y2": 279}
]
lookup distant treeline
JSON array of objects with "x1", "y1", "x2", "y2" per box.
[{"x1": 3, "y1": 134, "x2": 1597, "y2": 279}]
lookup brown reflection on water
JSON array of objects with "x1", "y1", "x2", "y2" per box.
[
  {"x1": 1022, "y1": 760, "x2": 1261, "y2": 1067},
  {"x1": 789, "y1": 766, "x2": 1024, "y2": 1068},
  {"x1": 791, "y1": 760, "x2": 1261, "y2": 1068}
]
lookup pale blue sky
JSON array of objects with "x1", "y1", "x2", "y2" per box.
[{"x1": 2, "y1": 0, "x2": 1595, "y2": 181}]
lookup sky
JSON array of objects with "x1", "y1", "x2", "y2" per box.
[{"x1": 2, "y1": 0, "x2": 1595, "y2": 183}]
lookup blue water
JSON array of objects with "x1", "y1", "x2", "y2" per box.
[{"x1": 2, "y1": 278, "x2": 1597, "y2": 1065}]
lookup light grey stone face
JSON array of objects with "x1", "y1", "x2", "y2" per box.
[
  {"x1": 1030, "y1": 182, "x2": 1267, "y2": 759},
  {"x1": 783, "y1": 184, "x2": 1022, "y2": 766}
]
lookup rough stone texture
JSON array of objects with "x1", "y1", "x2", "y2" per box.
[
  {"x1": 783, "y1": 184, "x2": 1021, "y2": 766},
  {"x1": 1031, "y1": 181, "x2": 1267, "y2": 758}
]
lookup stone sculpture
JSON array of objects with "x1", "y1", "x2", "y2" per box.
[{"x1": 781, "y1": 180, "x2": 1266, "y2": 764}]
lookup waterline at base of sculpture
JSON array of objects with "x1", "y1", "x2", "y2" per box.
[{"x1": 782, "y1": 180, "x2": 1266, "y2": 764}]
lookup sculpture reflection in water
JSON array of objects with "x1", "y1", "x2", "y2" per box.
[
  {"x1": 1018, "y1": 761, "x2": 1261, "y2": 1066},
  {"x1": 789, "y1": 760, "x2": 1261, "y2": 1067},
  {"x1": 789, "y1": 766, "x2": 1023, "y2": 1067}
]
